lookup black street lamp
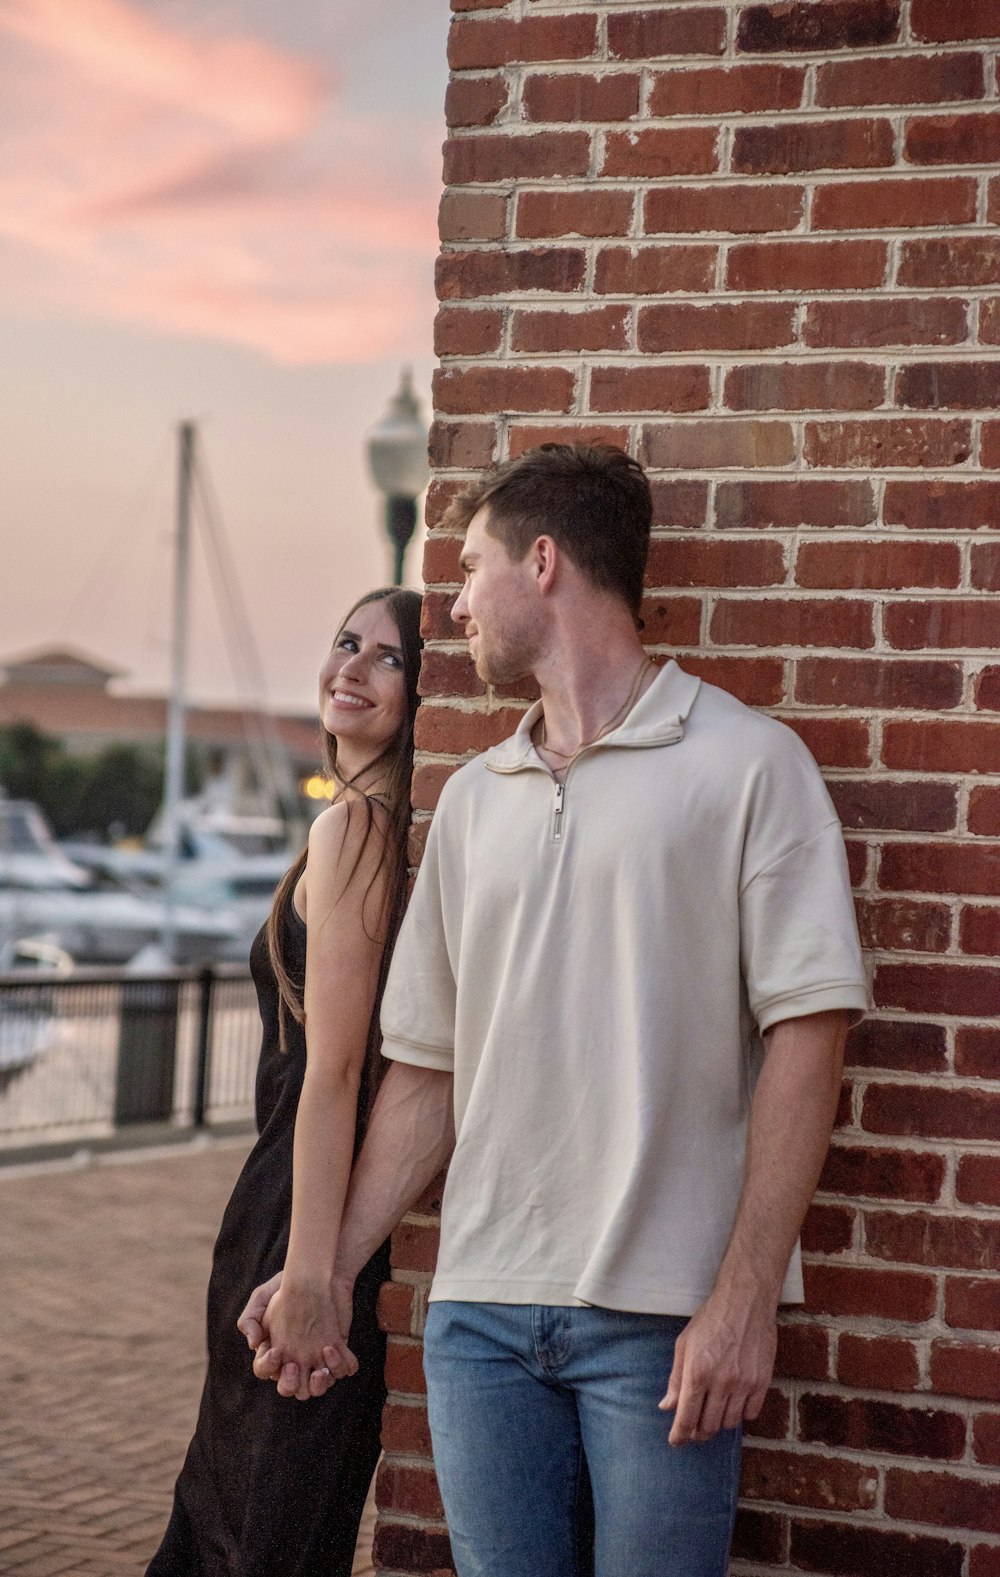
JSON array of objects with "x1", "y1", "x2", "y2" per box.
[{"x1": 365, "y1": 369, "x2": 429, "y2": 586}]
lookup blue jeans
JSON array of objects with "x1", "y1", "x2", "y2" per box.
[{"x1": 423, "y1": 1302, "x2": 741, "y2": 1577}]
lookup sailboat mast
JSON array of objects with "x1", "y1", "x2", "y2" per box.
[{"x1": 160, "y1": 420, "x2": 196, "y2": 958}]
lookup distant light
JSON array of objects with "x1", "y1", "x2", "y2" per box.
[{"x1": 302, "y1": 775, "x2": 335, "y2": 800}]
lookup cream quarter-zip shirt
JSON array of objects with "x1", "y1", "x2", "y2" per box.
[{"x1": 381, "y1": 661, "x2": 867, "y2": 1316}]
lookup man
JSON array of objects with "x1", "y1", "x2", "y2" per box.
[{"x1": 249, "y1": 444, "x2": 867, "y2": 1576}]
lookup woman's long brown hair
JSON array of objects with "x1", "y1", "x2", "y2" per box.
[{"x1": 265, "y1": 587, "x2": 423, "y2": 1126}]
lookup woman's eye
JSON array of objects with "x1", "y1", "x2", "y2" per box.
[
  {"x1": 336, "y1": 637, "x2": 358, "y2": 652},
  {"x1": 381, "y1": 653, "x2": 403, "y2": 669}
]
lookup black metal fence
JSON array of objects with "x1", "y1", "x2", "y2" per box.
[{"x1": 0, "y1": 964, "x2": 259, "y2": 1149}]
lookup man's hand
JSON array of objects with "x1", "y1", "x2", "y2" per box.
[
  {"x1": 237, "y1": 1272, "x2": 282, "y2": 1352},
  {"x1": 660, "y1": 1288, "x2": 777, "y2": 1446},
  {"x1": 251, "y1": 1271, "x2": 357, "y2": 1400}
]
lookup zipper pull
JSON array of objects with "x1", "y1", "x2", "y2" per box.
[{"x1": 553, "y1": 780, "x2": 565, "y2": 842}]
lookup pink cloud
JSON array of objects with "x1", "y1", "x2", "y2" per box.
[{"x1": 0, "y1": 0, "x2": 443, "y2": 362}]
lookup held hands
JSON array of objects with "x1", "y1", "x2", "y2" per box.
[
  {"x1": 236, "y1": 1271, "x2": 358, "y2": 1401},
  {"x1": 659, "y1": 1286, "x2": 778, "y2": 1447}
]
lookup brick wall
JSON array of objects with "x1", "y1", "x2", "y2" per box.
[{"x1": 373, "y1": 3, "x2": 1000, "y2": 1574}]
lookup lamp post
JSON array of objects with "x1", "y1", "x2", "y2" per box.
[{"x1": 365, "y1": 368, "x2": 429, "y2": 585}]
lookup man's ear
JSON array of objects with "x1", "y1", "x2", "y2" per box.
[{"x1": 531, "y1": 534, "x2": 559, "y2": 595}]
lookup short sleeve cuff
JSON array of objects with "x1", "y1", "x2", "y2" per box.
[
  {"x1": 755, "y1": 982, "x2": 868, "y2": 1036},
  {"x1": 381, "y1": 1034, "x2": 455, "y2": 1072}
]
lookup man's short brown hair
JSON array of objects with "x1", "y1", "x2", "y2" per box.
[{"x1": 443, "y1": 444, "x2": 652, "y2": 617}]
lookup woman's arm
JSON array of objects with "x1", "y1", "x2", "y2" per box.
[{"x1": 256, "y1": 798, "x2": 390, "y2": 1398}]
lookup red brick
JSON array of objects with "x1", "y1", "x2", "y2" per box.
[
  {"x1": 601, "y1": 126, "x2": 718, "y2": 179},
  {"x1": 802, "y1": 1201, "x2": 855, "y2": 1254},
  {"x1": 817, "y1": 50, "x2": 985, "y2": 107},
  {"x1": 521, "y1": 71, "x2": 640, "y2": 123},
  {"x1": 884, "y1": 480, "x2": 1000, "y2": 530},
  {"x1": 985, "y1": 422, "x2": 1000, "y2": 469},
  {"x1": 511, "y1": 306, "x2": 629, "y2": 353},
  {"x1": 884, "y1": 713, "x2": 1000, "y2": 774},
  {"x1": 418, "y1": 648, "x2": 483, "y2": 701},
  {"x1": 976, "y1": 668, "x2": 1000, "y2": 712},
  {"x1": 865, "y1": 1209, "x2": 1000, "y2": 1273},
  {"x1": 372, "y1": 1522, "x2": 453, "y2": 1573},
  {"x1": 644, "y1": 182, "x2": 804, "y2": 235},
  {"x1": 589, "y1": 364, "x2": 710, "y2": 414},
  {"x1": 972, "y1": 543, "x2": 1000, "y2": 592},
  {"x1": 391, "y1": 1221, "x2": 441, "y2": 1275},
  {"x1": 434, "y1": 307, "x2": 503, "y2": 358},
  {"x1": 415, "y1": 704, "x2": 526, "y2": 755},
  {"x1": 732, "y1": 1506, "x2": 788, "y2": 1563},
  {"x1": 887, "y1": 1465, "x2": 1000, "y2": 1533},
  {"x1": 946, "y1": 1277, "x2": 1000, "y2": 1332},
  {"x1": 726, "y1": 360, "x2": 884, "y2": 411},
  {"x1": 438, "y1": 190, "x2": 508, "y2": 242},
  {"x1": 797, "y1": 657, "x2": 962, "y2": 711},
  {"x1": 912, "y1": 0, "x2": 1000, "y2": 40},
  {"x1": 427, "y1": 421, "x2": 497, "y2": 471},
  {"x1": 803, "y1": 1262, "x2": 936, "y2": 1322},
  {"x1": 411, "y1": 761, "x2": 462, "y2": 815},
  {"x1": 384, "y1": 1338, "x2": 429, "y2": 1397},
  {"x1": 377, "y1": 1280, "x2": 418, "y2": 1337},
  {"x1": 448, "y1": 14, "x2": 598, "y2": 70},
  {"x1": 642, "y1": 419, "x2": 795, "y2": 470},
  {"x1": 956, "y1": 1029, "x2": 1000, "y2": 1083},
  {"x1": 844, "y1": 837, "x2": 870, "y2": 884},
  {"x1": 737, "y1": 0, "x2": 900, "y2": 52},
  {"x1": 820, "y1": 1143, "x2": 946, "y2": 1203},
  {"x1": 506, "y1": 422, "x2": 630, "y2": 459},
  {"x1": 714, "y1": 479, "x2": 874, "y2": 530},
  {"x1": 775, "y1": 1322, "x2": 830, "y2": 1381},
  {"x1": 932, "y1": 1341, "x2": 1000, "y2": 1403},
  {"x1": 607, "y1": 8, "x2": 726, "y2": 60},
  {"x1": 436, "y1": 247, "x2": 586, "y2": 300},
  {"x1": 740, "y1": 1446, "x2": 877, "y2": 1511},
  {"x1": 445, "y1": 73, "x2": 508, "y2": 127},
  {"x1": 970, "y1": 787, "x2": 1000, "y2": 836},
  {"x1": 885, "y1": 602, "x2": 1000, "y2": 653},
  {"x1": 734, "y1": 117, "x2": 894, "y2": 174},
  {"x1": 790, "y1": 1519, "x2": 964, "y2": 1577},
  {"x1": 516, "y1": 189, "x2": 634, "y2": 239},
  {"x1": 897, "y1": 360, "x2": 1000, "y2": 410},
  {"x1": 837, "y1": 1333, "x2": 921, "y2": 1392},
  {"x1": 970, "y1": 1544, "x2": 1000, "y2": 1577},
  {"x1": 803, "y1": 296, "x2": 969, "y2": 349},
  {"x1": 907, "y1": 110, "x2": 1000, "y2": 166},
  {"x1": 880, "y1": 835, "x2": 999, "y2": 888},
  {"x1": 874, "y1": 961, "x2": 1000, "y2": 1016},
  {"x1": 830, "y1": 778, "x2": 958, "y2": 833},
  {"x1": 796, "y1": 539, "x2": 959, "y2": 590},
  {"x1": 649, "y1": 63, "x2": 805, "y2": 116},
  {"x1": 813, "y1": 177, "x2": 976, "y2": 231},
  {"x1": 900, "y1": 236, "x2": 1000, "y2": 288},
  {"x1": 982, "y1": 297, "x2": 1000, "y2": 344},
  {"x1": 709, "y1": 597, "x2": 874, "y2": 649},
  {"x1": 846, "y1": 1018, "x2": 947, "y2": 1073},
  {"x1": 744, "y1": 1385, "x2": 792, "y2": 1439},
  {"x1": 673, "y1": 654, "x2": 785, "y2": 707},
  {"x1": 650, "y1": 479, "x2": 710, "y2": 530},
  {"x1": 433, "y1": 365, "x2": 574, "y2": 415},
  {"x1": 646, "y1": 536, "x2": 784, "y2": 588},
  {"x1": 727, "y1": 239, "x2": 888, "y2": 292},
  {"x1": 799, "y1": 1393, "x2": 966, "y2": 1460},
  {"x1": 804, "y1": 419, "x2": 972, "y2": 469},
  {"x1": 380, "y1": 1400, "x2": 434, "y2": 1457},
  {"x1": 973, "y1": 1413, "x2": 1000, "y2": 1466},
  {"x1": 375, "y1": 1461, "x2": 443, "y2": 1519},
  {"x1": 782, "y1": 715, "x2": 872, "y2": 768},
  {"x1": 639, "y1": 301, "x2": 794, "y2": 354},
  {"x1": 860, "y1": 895, "x2": 952, "y2": 951},
  {"x1": 863, "y1": 1082, "x2": 1000, "y2": 1141},
  {"x1": 960, "y1": 905, "x2": 1000, "y2": 956},
  {"x1": 594, "y1": 245, "x2": 717, "y2": 296},
  {"x1": 443, "y1": 130, "x2": 590, "y2": 184},
  {"x1": 408, "y1": 819, "x2": 430, "y2": 865},
  {"x1": 639, "y1": 595, "x2": 703, "y2": 646}
]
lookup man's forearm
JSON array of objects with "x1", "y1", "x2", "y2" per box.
[
  {"x1": 715, "y1": 1008, "x2": 849, "y2": 1306},
  {"x1": 334, "y1": 1060, "x2": 456, "y2": 1284}
]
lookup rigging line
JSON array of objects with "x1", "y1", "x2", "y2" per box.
[{"x1": 190, "y1": 455, "x2": 300, "y2": 817}]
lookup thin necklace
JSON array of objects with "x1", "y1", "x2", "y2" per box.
[{"x1": 539, "y1": 655, "x2": 653, "y2": 764}]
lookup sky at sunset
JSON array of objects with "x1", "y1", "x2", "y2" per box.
[{"x1": 1, "y1": 0, "x2": 450, "y2": 711}]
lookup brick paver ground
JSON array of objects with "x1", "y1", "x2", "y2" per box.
[{"x1": 2, "y1": 1137, "x2": 378, "y2": 1576}]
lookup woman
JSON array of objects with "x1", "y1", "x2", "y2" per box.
[{"x1": 148, "y1": 586, "x2": 423, "y2": 1577}]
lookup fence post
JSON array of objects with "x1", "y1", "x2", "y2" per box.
[{"x1": 193, "y1": 967, "x2": 215, "y2": 1129}]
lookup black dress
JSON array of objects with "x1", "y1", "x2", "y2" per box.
[{"x1": 148, "y1": 901, "x2": 390, "y2": 1577}]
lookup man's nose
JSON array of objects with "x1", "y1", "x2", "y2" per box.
[{"x1": 451, "y1": 587, "x2": 468, "y2": 625}]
